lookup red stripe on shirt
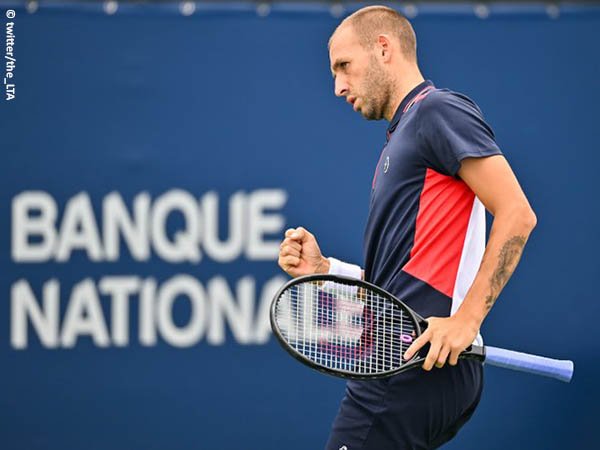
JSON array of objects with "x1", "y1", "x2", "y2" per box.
[
  {"x1": 402, "y1": 168, "x2": 475, "y2": 298},
  {"x1": 403, "y1": 86, "x2": 434, "y2": 113}
]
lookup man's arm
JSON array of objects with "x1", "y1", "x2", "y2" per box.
[{"x1": 404, "y1": 155, "x2": 537, "y2": 370}]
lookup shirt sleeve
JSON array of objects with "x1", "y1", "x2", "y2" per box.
[{"x1": 417, "y1": 91, "x2": 503, "y2": 177}]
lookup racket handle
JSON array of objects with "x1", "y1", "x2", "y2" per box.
[{"x1": 484, "y1": 346, "x2": 574, "y2": 383}]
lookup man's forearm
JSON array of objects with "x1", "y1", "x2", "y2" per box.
[{"x1": 455, "y1": 206, "x2": 537, "y2": 328}]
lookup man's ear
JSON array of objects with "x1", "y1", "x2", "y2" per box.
[{"x1": 377, "y1": 35, "x2": 393, "y2": 62}]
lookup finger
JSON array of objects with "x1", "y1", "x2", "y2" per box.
[
  {"x1": 435, "y1": 345, "x2": 451, "y2": 369},
  {"x1": 293, "y1": 226, "x2": 315, "y2": 243},
  {"x1": 422, "y1": 340, "x2": 442, "y2": 371},
  {"x1": 290, "y1": 227, "x2": 305, "y2": 241},
  {"x1": 280, "y1": 239, "x2": 302, "y2": 253},
  {"x1": 279, "y1": 246, "x2": 300, "y2": 258},
  {"x1": 286, "y1": 227, "x2": 307, "y2": 239},
  {"x1": 404, "y1": 330, "x2": 431, "y2": 360},
  {"x1": 448, "y1": 348, "x2": 462, "y2": 366},
  {"x1": 279, "y1": 255, "x2": 300, "y2": 267}
]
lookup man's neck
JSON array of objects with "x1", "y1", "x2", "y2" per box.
[{"x1": 385, "y1": 71, "x2": 425, "y2": 122}]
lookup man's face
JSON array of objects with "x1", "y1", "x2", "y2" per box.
[{"x1": 329, "y1": 26, "x2": 393, "y2": 121}]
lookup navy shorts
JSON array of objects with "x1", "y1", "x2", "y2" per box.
[{"x1": 325, "y1": 359, "x2": 483, "y2": 450}]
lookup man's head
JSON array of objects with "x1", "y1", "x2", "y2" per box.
[{"x1": 329, "y1": 6, "x2": 419, "y2": 121}]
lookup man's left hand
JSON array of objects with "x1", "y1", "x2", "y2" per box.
[{"x1": 403, "y1": 314, "x2": 480, "y2": 370}]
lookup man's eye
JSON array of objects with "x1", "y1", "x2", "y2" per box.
[{"x1": 340, "y1": 62, "x2": 349, "y2": 69}]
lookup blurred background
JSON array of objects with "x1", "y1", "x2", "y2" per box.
[{"x1": 0, "y1": 0, "x2": 598, "y2": 449}]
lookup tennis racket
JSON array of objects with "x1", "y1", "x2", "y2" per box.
[{"x1": 270, "y1": 274, "x2": 574, "y2": 382}]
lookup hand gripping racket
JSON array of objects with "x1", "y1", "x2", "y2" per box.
[{"x1": 270, "y1": 274, "x2": 574, "y2": 382}]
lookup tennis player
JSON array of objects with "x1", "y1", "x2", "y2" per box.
[{"x1": 278, "y1": 5, "x2": 537, "y2": 450}]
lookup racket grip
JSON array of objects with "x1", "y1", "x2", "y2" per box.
[{"x1": 484, "y1": 346, "x2": 574, "y2": 383}]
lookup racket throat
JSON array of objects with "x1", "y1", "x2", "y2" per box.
[{"x1": 461, "y1": 344, "x2": 486, "y2": 362}]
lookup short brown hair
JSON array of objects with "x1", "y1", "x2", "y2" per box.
[{"x1": 334, "y1": 5, "x2": 417, "y2": 61}]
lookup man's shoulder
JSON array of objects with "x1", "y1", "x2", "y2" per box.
[
  {"x1": 417, "y1": 87, "x2": 482, "y2": 121},
  {"x1": 419, "y1": 88, "x2": 477, "y2": 112}
]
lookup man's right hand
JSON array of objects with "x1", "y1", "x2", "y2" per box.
[{"x1": 278, "y1": 227, "x2": 330, "y2": 278}]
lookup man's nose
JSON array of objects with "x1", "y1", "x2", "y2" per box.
[{"x1": 335, "y1": 77, "x2": 349, "y2": 97}]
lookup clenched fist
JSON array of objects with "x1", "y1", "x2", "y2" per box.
[{"x1": 278, "y1": 227, "x2": 330, "y2": 278}]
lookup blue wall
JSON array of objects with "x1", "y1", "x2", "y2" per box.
[{"x1": 1, "y1": 3, "x2": 599, "y2": 449}]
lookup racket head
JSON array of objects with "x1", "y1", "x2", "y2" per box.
[{"x1": 270, "y1": 274, "x2": 427, "y2": 379}]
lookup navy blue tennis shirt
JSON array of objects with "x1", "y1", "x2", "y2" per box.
[
  {"x1": 327, "y1": 81, "x2": 503, "y2": 450},
  {"x1": 364, "y1": 80, "x2": 502, "y2": 330}
]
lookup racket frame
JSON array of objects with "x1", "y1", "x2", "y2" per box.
[{"x1": 270, "y1": 274, "x2": 486, "y2": 379}]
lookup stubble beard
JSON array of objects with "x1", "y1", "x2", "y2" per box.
[{"x1": 359, "y1": 55, "x2": 395, "y2": 121}]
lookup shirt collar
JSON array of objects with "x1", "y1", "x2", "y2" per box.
[{"x1": 386, "y1": 80, "x2": 434, "y2": 138}]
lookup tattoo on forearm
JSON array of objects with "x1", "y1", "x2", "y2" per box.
[{"x1": 485, "y1": 235, "x2": 527, "y2": 310}]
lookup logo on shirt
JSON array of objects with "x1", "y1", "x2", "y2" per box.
[{"x1": 383, "y1": 156, "x2": 390, "y2": 173}]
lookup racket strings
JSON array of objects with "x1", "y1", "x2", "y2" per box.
[{"x1": 274, "y1": 280, "x2": 416, "y2": 375}]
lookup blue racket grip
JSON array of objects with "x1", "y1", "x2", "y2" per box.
[{"x1": 484, "y1": 346, "x2": 574, "y2": 382}]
